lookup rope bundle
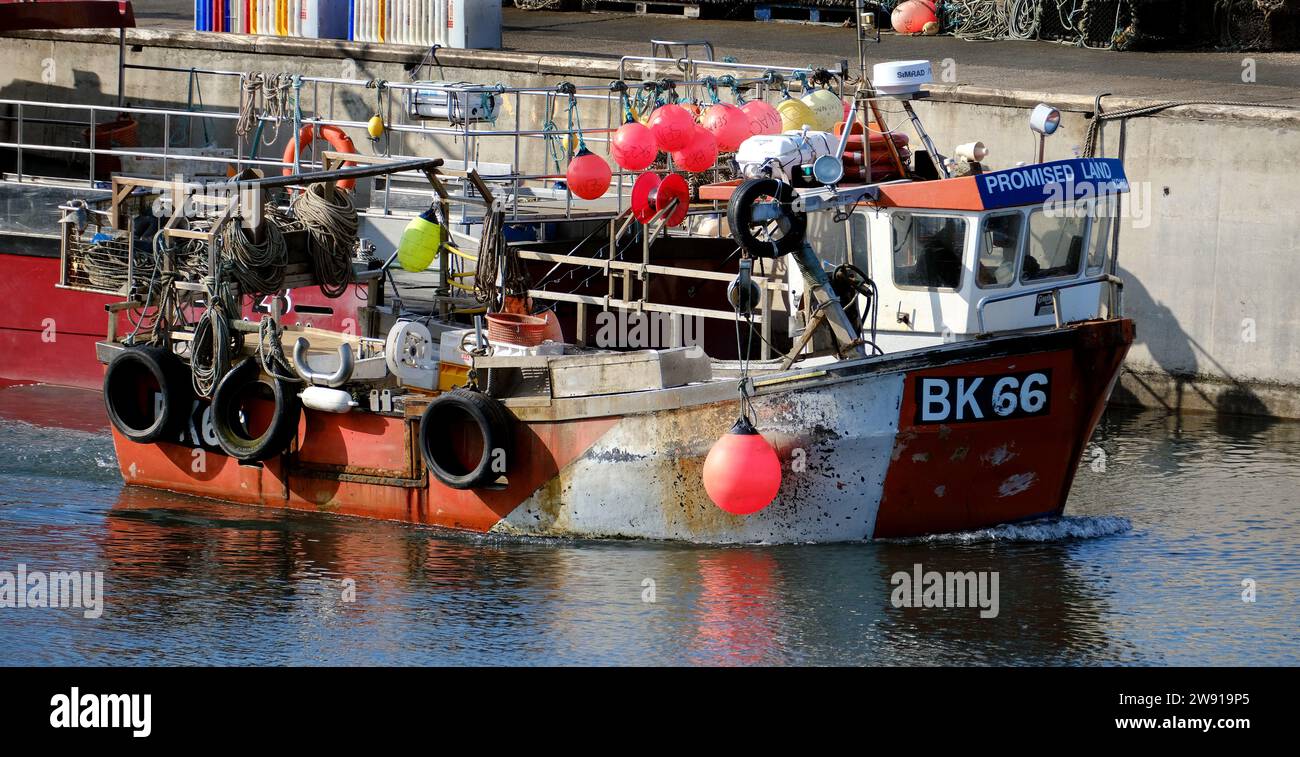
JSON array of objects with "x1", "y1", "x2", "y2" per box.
[
  {"x1": 220, "y1": 208, "x2": 287, "y2": 295},
  {"x1": 236, "y1": 72, "x2": 295, "y2": 146},
  {"x1": 472, "y1": 210, "x2": 528, "y2": 309},
  {"x1": 191, "y1": 300, "x2": 231, "y2": 398},
  {"x1": 292, "y1": 182, "x2": 358, "y2": 298},
  {"x1": 948, "y1": 0, "x2": 1011, "y2": 40}
]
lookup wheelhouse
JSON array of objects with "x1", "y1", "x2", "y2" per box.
[{"x1": 800, "y1": 159, "x2": 1129, "y2": 355}]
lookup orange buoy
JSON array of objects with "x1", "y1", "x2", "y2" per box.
[
  {"x1": 702, "y1": 416, "x2": 782, "y2": 515},
  {"x1": 891, "y1": 0, "x2": 938, "y2": 34}
]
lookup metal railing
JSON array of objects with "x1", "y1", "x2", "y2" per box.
[
  {"x1": 3, "y1": 52, "x2": 849, "y2": 229},
  {"x1": 975, "y1": 274, "x2": 1124, "y2": 332}
]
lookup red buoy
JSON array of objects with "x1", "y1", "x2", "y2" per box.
[
  {"x1": 671, "y1": 125, "x2": 718, "y2": 173},
  {"x1": 611, "y1": 121, "x2": 658, "y2": 171},
  {"x1": 702, "y1": 416, "x2": 782, "y2": 515},
  {"x1": 741, "y1": 99, "x2": 782, "y2": 137},
  {"x1": 701, "y1": 102, "x2": 751, "y2": 152},
  {"x1": 648, "y1": 104, "x2": 696, "y2": 153},
  {"x1": 566, "y1": 148, "x2": 611, "y2": 200}
]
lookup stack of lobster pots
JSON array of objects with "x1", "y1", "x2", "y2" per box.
[{"x1": 837, "y1": 122, "x2": 911, "y2": 182}]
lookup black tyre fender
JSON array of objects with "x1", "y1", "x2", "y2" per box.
[
  {"x1": 419, "y1": 389, "x2": 515, "y2": 490},
  {"x1": 727, "y1": 177, "x2": 807, "y2": 258},
  {"x1": 210, "y1": 357, "x2": 301, "y2": 462},
  {"x1": 103, "y1": 344, "x2": 194, "y2": 444}
]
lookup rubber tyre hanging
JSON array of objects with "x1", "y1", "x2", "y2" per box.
[
  {"x1": 210, "y1": 358, "x2": 302, "y2": 462},
  {"x1": 727, "y1": 178, "x2": 807, "y2": 258},
  {"x1": 103, "y1": 344, "x2": 194, "y2": 444},
  {"x1": 419, "y1": 389, "x2": 515, "y2": 490}
]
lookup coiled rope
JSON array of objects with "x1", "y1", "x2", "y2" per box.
[
  {"x1": 947, "y1": 0, "x2": 1011, "y2": 40},
  {"x1": 292, "y1": 182, "x2": 358, "y2": 298},
  {"x1": 220, "y1": 208, "x2": 287, "y2": 295},
  {"x1": 236, "y1": 72, "x2": 294, "y2": 147},
  {"x1": 472, "y1": 209, "x2": 529, "y2": 310},
  {"x1": 191, "y1": 291, "x2": 232, "y2": 398}
]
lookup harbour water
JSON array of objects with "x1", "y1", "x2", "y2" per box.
[{"x1": 0, "y1": 385, "x2": 1296, "y2": 666}]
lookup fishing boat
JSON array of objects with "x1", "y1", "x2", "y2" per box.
[{"x1": 7, "y1": 30, "x2": 1132, "y2": 541}]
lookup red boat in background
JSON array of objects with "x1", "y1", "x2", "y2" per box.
[
  {"x1": 1, "y1": 1, "x2": 135, "y2": 387},
  {"x1": 0, "y1": 1, "x2": 369, "y2": 389},
  {"x1": 0, "y1": 0, "x2": 136, "y2": 33}
]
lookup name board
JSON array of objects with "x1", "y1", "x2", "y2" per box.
[{"x1": 975, "y1": 158, "x2": 1128, "y2": 210}]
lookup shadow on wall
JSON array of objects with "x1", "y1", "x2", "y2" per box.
[{"x1": 1113, "y1": 265, "x2": 1275, "y2": 430}]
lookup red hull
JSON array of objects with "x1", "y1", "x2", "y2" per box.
[{"x1": 105, "y1": 319, "x2": 1135, "y2": 541}]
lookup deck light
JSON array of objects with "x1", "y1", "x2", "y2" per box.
[{"x1": 1029, "y1": 103, "x2": 1061, "y2": 163}]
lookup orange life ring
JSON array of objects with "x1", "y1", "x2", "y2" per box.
[{"x1": 282, "y1": 125, "x2": 358, "y2": 191}]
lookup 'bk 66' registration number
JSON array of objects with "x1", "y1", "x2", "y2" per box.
[{"x1": 915, "y1": 369, "x2": 1052, "y2": 424}]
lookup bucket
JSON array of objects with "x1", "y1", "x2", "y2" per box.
[
  {"x1": 83, "y1": 117, "x2": 138, "y2": 180},
  {"x1": 486, "y1": 313, "x2": 546, "y2": 347}
]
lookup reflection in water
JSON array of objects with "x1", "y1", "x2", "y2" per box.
[{"x1": 0, "y1": 385, "x2": 1297, "y2": 665}]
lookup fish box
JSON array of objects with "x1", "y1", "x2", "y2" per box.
[{"x1": 549, "y1": 347, "x2": 711, "y2": 399}]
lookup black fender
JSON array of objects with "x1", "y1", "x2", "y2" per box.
[
  {"x1": 727, "y1": 177, "x2": 807, "y2": 258},
  {"x1": 210, "y1": 357, "x2": 301, "y2": 462},
  {"x1": 103, "y1": 344, "x2": 194, "y2": 444},
  {"x1": 419, "y1": 389, "x2": 515, "y2": 490}
]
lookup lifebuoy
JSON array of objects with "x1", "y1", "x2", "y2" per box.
[
  {"x1": 727, "y1": 178, "x2": 807, "y2": 258},
  {"x1": 103, "y1": 345, "x2": 194, "y2": 444},
  {"x1": 210, "y1": 358, "x2": 302, "y2": 462},
  {"x1": 419, "y1": 389, "x2": 515, "y2": 490},
  {"x1": 282, "y1": 125, "x2": 357, "y2": 191}
]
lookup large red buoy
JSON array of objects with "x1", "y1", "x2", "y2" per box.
[
  {"x1": 610, "y1": 121, "x2": 658, "y2": 171},
  {"x1": 648, "y1": 104, "x2": 696, "y2": 153},
  {"x1": 700, "y1": 102, "x2": 751, "y2": 152},
  {"x1": 702, "y1": 416, "x2": 782, "y2": 515},
  {"x1": 891, "y1": 0, "x2": 938, "y2": 34},
  {"x1": 671, "y1": 125, "x2": 718, "y2": 173},
  {"x1": 741, "y1": 99, "x2": 782, "y2": 137},
  {"x1": 566, "y1": 148, "x2": 611, "y2": 200}
]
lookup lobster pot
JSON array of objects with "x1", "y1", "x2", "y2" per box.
[{"x1": 349, "y1": 0, "x2": 501, "y2": 49}]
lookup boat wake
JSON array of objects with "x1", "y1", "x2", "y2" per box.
[
  {"x1": 891, "y1": 515, "x2": 1133, "y2": 545},
  {"x1": 0, "y1": 418, "x2": 120, "y2": 484}
]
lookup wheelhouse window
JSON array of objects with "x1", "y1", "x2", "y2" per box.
[
  {"x1": 975, "y1": 212, "x2": 1024, "y2": 289},
  {"x1": 892, "y1": 212, "x2": 967, "y2": 290},
  {"x1": 1085, "y1": 195, "x2": 1117, "y2": 275},
  {"x1": 1021, "y1": 207, "x2": 1088, "y2": 282}
]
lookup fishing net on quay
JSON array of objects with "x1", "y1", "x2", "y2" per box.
[
  {"x1": 558, "y1": 0, "x2": 1298, "y2": 51},
  {"x1": 941, "y1": 0, "x2": 1300, "y2": 50}
]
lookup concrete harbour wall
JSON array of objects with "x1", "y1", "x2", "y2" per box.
[{"x1": 1, "y1": 28, "x2": 1297, "y2": 418}]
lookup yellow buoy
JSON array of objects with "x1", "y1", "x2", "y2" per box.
[
  {"x1": 800, "y1": 89, "x2": 844, "y2": 132},
  {"x1": 397, "y1": 208, "x2": 443, "y2": 273},
  {"x1": 367, "y1": 115, "x2": 385, "y2": 139},
  {"x1": 776, "y1": 98, "x2": 818, "y2": 132}
]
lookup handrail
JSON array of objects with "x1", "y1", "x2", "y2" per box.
[{"x1": 975, "y1": 274, "x2": 1124, "y2": 332}]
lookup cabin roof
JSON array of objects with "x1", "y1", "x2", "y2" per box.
[{"x1": 700, "y1": 157, "x2": 1128, "y2": 213}]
